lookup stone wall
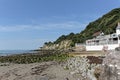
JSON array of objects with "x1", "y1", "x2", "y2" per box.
[
  {"x1": 99, "y1": 48, "x2": 120, "y2": 80},
  {"x1": 64, "y1": 57, "x2": 101, "y2": 80}
]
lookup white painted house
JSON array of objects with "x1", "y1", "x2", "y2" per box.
[{"x1": 76, "y1": 22, "x2": 120, "y2": 51}]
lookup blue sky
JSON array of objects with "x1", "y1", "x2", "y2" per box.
[{"x1": 0, "y1": 0, "x2": 120, "y2": 50}]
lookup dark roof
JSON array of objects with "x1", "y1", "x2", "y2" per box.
[{"x1": 92, "y1": 31, "x2": 102, "y2": 37}]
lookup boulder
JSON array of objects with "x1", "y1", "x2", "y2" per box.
[
  {"x1": 115, "y1": 47, "x2": 120, "y2": 51},
  {"x1": 99, "y1": 50, "x2": 120, "y2": 80}
]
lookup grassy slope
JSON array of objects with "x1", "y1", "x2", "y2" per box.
[{"x1": 45, "y1": 8, "x2": 120, "y2": 47}]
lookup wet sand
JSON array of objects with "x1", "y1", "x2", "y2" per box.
[{"x1": 0, "y1": 61, "x2": 76, "y2": 80}]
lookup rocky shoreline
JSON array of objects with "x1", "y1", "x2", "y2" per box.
[
  {"x1": 0, "y1": 49, "x2": 120, "y2": 80},
  {"x1": 0, "y1": 56, "x2": 104, "y2": 80},
  {"x1": 0, "y1": 61, "x2": 81, "y2": 80}
]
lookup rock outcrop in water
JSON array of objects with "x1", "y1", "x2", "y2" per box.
[{"x1": 99, "y1": 47, "x2": 120, "y2": 80}]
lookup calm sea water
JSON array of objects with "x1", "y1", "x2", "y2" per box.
[{"x1": 0, "y1": 50, "x2": 32, "y2": 56}]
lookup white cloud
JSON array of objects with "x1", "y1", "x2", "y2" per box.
[
  {"x1": 0, "y1": 25, "x2": 30, "y2": 32},
  {"x1": 44, "y1": 21, "x2": 86, "y2": 30},
  {"x1": 0, "y1": 21, "x2": 87, "y2": 49},
  {"x1": 0, "y1": 21, "x2": 87, "y2": 32},
  {"x1": 0, "y1": 38, "x2": 51, "y2": 50}
]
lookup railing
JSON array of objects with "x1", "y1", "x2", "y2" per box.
[
  {"x1": 86, "y1": 41, "x2": 118, "y2": 46},
  {"x1": 75, "y1": 43, "x2": 86, "y2": 46},
  {"x1": 108, "y1": 41, "x2": 118, "y2": 44}
]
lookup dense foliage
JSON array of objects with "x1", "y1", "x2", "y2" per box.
[{"x1": 45, "y1": 8, "x2": 120, "y2": 46}]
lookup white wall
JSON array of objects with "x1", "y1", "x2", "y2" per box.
[
  {"x1": 116, "y1": 29, "x2": 120, "y2": 36},
  {"x1": 86, "y1": 44, "x2": 119, "y2": 51},
  {"x1": 107, "y1": 44, "x2": 119, "y2": 50},
  {"x1": 86, "y1": 45, "x2": 103, "y2": 51}
]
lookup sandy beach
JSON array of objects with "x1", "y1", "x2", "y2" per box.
[{"x1": 0, "y1": 61, "x2": 76, "y2": 80}]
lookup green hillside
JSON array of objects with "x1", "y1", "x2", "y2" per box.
[{"x1": 45, "y1": 8, "x2": 120, "y2": 47}]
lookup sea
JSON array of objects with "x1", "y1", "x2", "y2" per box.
[{"x1": 0, "y1": 50, "x2": 33, "y2": 56}]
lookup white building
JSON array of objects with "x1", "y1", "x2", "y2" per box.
[{"x1": 76, "y1": 22, "x2": 120, "y2": 51}]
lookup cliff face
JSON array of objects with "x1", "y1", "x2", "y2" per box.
[
  {"x1": 43, "y1": 8, "x2": 120, "y2": 49},
  {"x1": 42, "y1": 40, "x2": 72, "y2": 50}
]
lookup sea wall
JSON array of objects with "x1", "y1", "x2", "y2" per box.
[{"x1": 86, "y1": 44, "x2": 119, "y2": 51}]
